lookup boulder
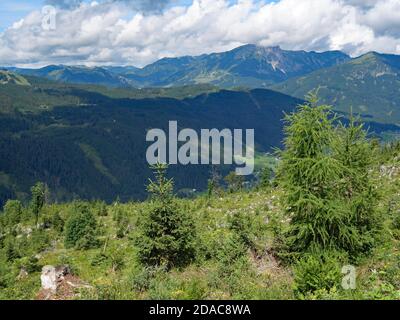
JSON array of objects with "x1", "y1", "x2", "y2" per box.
[
  {"x1": 40, "y1": 265, "x2": 58, "y2": 292},
  {"x1": 17, "y1": 268, "x2": 28, "y2": 280},
  {"x1": 40, "y1": 265, "x2": 71, "y2": 292},
  {"x1": 37, "y1": 264, "x2": 91, "y2": 300}
]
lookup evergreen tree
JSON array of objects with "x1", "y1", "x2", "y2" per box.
[
  {"x1": 136, "y1": 163, "x2": 195, "y2": 269},
  {"x1": 64, "y1": 202, "x2": 99, "y2": 249},
  {"x1": 224, "y1": 171, "x2": 244, "y2": 193},
  {"x1": 258, "y1": 167, "x2": 273, "y2": 189},
  {"x1": 30, "y1": 182, "x2": 46, "y2": 227},
  {"x1": 277, "y1": 93, "x2": 380, "y2": 256},
  {"x1": 5, "y1": 239, "x2": 19, "y2": 262},
  {"x1": 207, "y1": 166, "x2": 223, "y2": 198},
  {"x1": 51, "y1": 212, "x2": 64, "y2": 233},
  {"x1": 3, "y1": 200, "x2": 23, "y2": 226}
]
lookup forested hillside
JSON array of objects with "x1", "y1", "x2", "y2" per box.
[
  {"x1": 1, "y1": 99, "x2": 399, "y2": 300},
  {"x1": 0, "y1": 76, "x2": 303, "y2": 207}
]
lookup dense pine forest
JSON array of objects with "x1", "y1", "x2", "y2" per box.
[
  {"x1": 1, "y1": 97, "x2": 399, "y2": 300},
  {"x1": 0, "y1": 74, "x2": 306, "y2": 207}
]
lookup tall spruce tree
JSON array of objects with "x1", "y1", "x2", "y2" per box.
[
  {"x1": 136, "y1": 163, "x2": 195, "y2": 269},
  {"x1": 277, "y1": 93, "x2": 380, "y2": 256},
  {"x1": 30, "y1": 182, "x2": 46, "y2": 227}
]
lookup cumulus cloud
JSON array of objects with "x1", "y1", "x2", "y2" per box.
[{"x1": 0, "y1": 0, "x2": 399, "y2": 67}]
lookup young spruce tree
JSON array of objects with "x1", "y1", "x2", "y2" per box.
[
  {"x1": 277, "y1": 93, "x2": 380, "y2": 256},
  {"x1": 136, "y1": 163, "x2": 195, "y2": 269}
]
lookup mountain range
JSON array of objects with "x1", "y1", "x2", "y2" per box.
[
  {"x1": 272, "y1": 52, "x2": 400, "y2": 125},
  {"x1": 1, "y1": 44, "x2": 400, "y2": 206},
  {"x1": 6, "y1": 45, "x2": 350, "y2": 88},
  {"x1": 5, "y1": 44, "x2": 400, "y2": 125}
]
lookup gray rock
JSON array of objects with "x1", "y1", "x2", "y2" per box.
[{"x1": 40, "y1": 265, "x2": 70, "y2": 292}]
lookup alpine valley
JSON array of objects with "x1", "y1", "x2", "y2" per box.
[{"x1": 1, "y1": 44, "x2": 400, "y2": 206}]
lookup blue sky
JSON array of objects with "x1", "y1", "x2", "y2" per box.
[{"x1": 0, "y1": 0, "x2": 43, "y2": 31}]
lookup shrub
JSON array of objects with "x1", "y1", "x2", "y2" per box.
[
  {"x1": 30, "y1": 229, "x2": 51, "y2": 253},
  {"x1": 64, "y1": 202, "x2": 99, "y2": 249},
  {"x1": 228, "y1": 211, "x2": 255, "y2": 250},
  {"x1": 17, "y1": 256, "x2": 41, "y2": 273},
  {"x1": 5, "y1": 239, "x2": 19, "y2": 262},
  {"x1": 258, "y1": 167, "x2": 273, "y2": 189},
  {"x1": 75, "y1": 226, "x2": 100, "y2": 250},
  {"x1": 96, "y1": 201, "x2": 108, "y2": 217},
  {"x1": 224, "y1": 171, "x2": 244, "y2": 193},
  {"x1": 131, "y1": 266, "x2": 165, "y2": 292},
  {"x1": 52, "y1": 212, "x2": 64, "y2": 233},
  {"x1": 3, "y1": 200, "x2": 23, "y2": 226},
  {"x1": 216, "y1": 234, "x2": 248, "y2": 278},
  {"x1": 293, "y1": 250, "x2": 344, "y2": 297}
]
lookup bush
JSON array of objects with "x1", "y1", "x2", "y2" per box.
[
  {"x1": 17, "y1": 256, "x2": 41, "y2": 273},
  {"x1": 5, "y1": 239, "x2": 19, "y2": 262},
  {"x1": 258, "y1": 167, "x2": 273, "y2": 189},
  {"x1": 224, "y1": 172, "x2": 244, "y2": 193},
  {"x1": 64, "y1": 202, "x2": 99, "y2": 249},
  {"x1": 52, "y1": 212, "x2": 64, "y2": 233},
  {"x1": 293, "y1": 250, "x2": 344, "y2": 297},
  {"x1": 30, "y1": 229, "x2": 51, "y2": 253},
  {"x1": 131, "y1": 266, "x2": 165, "y2": 292},
  {"x1": 216, "y1": 234, "x2": 248, "y2": 277},
  {"x1": 228, "y1": 211, "x2": 255, "y2": 250},
  {"x1": 3, "y1": 200, "x2": 23, "y2": 226},
  {"x1": 75, "y1": 226, "x2": 100, "y2": 250},
  {"x1": 96, "y1": 201, "x2": 108, "y2": 217}
]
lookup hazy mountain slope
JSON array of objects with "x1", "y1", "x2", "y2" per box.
[
  {"x1": 8, "y1": 65, "x2": 133, "y2": 87},
  {"x1": 272, "y1": 52, "x2": 400, "y2": 124}
]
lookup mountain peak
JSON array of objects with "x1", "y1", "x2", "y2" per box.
[
  {"x1": 351, "y1": 51, "x2": 400, "y2": 70},
  {"x1": 234, "y1": 44, "x2": 282, "y2": 53}
]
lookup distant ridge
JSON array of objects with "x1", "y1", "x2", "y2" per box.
[
  {"x1": 272, "y1": 51, "x2": 400, "y2": 124},
  {"x1": 5, "y1": 44, "x2": 350, "y2": 88}
]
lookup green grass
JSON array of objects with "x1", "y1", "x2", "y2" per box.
[{"x1": 1, "y1": 155, "x2": 400, "y2": 300}]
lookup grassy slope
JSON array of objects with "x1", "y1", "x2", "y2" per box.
[{"x1": 2, "y1": 153, "x2": 400, "y2": 300}]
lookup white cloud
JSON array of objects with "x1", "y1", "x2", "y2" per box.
[{"x1": 0, "y1": 0, "x2": 399, "y2": 67}]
